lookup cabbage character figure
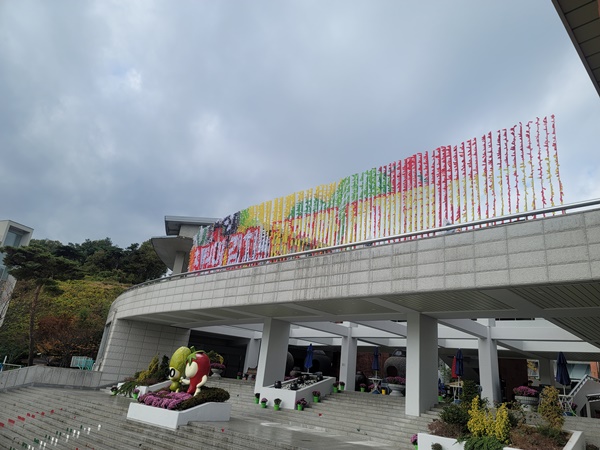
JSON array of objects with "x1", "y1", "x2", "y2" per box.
[{"x1": 168, "y1": 346, "x2": 192, "y2": 392}]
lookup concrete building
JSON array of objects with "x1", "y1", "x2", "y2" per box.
[
  {"x1": 0, "y1": 220, "x2": 34, "y2": 328},
  {"x1": 92, "y1": 1, "x2": 600, "y2": 418}
]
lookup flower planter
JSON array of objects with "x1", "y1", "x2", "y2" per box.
[
  {"x1": 360, "y1": 388, "x2": 366, "y2": 392},
  {"x1": 260, "y1": 403, "x2": 267, "y2": 408},
  {"x1": 254, "y1": 397, "x2": 259, "y2": 404},
  {"x1": 274, "y1": 405, "x2": 280, "y2": 411},
  {"x1": 127, "y1": 402, "x2": 231, "y2": 430},
  {"x1": 297, "y1": 404, "x2": 304, "y2": 411},
  {"x1": 313, "y1": 396, "x2": 319, "y2": 403},
  {"x1": 333, "y1": 387, "x2": 338, "y2": 393},
  {"x1": 514, "y1": 395, "x2": 539, "y2": 406},
  {"x1": 387, "y1": 383, "x2": 405, "y2": 397},
  {"x1": 211, "y1": 368, "x2": 223, "y2": 378}
]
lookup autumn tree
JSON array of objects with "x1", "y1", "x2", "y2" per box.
[{"x1": 0, "y1": 244, "x2": 81, "y2": 366}]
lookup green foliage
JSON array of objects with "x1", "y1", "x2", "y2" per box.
[
  {"x1": 206, "y1": 350, "x2": 224, "y2": 364},
  {"x1": 176, "y1": 387, "x2": 230, "y2": 410},
  {"x1": 463, "y1": 435, "x2": 505, "y2": 450},
  {"x1": 536, "y1": 424, "x2": 568, "y2": 445},
  {"x1": 0, "y1": 236, "x2": 165, "y2": 366},
  {"x1": 440, "y1": 403, "x2": 470, "y2": 432},
  {"x1": 117, "y1": 380, "x2": 138, "y2": 397},
  {"x1": 460, "y1": 379, "x2": 481, "y2": 407},
  {"x1": 537, "y1": 386, "x2": 564, "y2": 430}
]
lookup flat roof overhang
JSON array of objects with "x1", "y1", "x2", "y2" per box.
[
  {"x1": 553, "y1": 0, "x2": 600, "y2": 97},
  {"x1": 151, "y1": 235, "x2": 193, "y2": 270}
]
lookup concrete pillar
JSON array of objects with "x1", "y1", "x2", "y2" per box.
[
  {"x1": 406, "y1": 312, "x2": 438, "y2": 416},
  {"x1": 478, "y1": 319, "x2": 501, "y2": 403},
  {"x1": 255, "y1": 318, "x2": 290, "y2": 391},
  {"x1": 539, "y1": 357, "x2": 555, "y2": 386},
  {"x1": 340, "y1": 335, "x2": 358, "y2": 389},
  {"x1": 172, "y1": 251, "x2": 187, "y2": 275},
  {"x1": 243, "y1": 337, "x2": 261, "y2": 373}
]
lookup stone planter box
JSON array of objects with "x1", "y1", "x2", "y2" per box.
[
  {"x1": 259, "y1": 376, "x2": 335, "y2": 410},
  {"x1": 417, "y1": 431, "x2": 584, "y2": 450},
  {"x1": 127, "y1": 401, "x2": 232, "y2": 430}
]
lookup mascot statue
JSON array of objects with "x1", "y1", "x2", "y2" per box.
[
  {"x1": 180, "y1": 350, "x2": 211, "y2": 396},
  {"x1": 168, "y1": 346, "x2": 192, "y2": 392}
]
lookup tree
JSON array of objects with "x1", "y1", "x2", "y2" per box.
[
  {"x1": 0, "y1": 244, "x2": 82, "y2": 366},
  {"x1": 0, "y1": 275, "x2": 16, "y2": 327}
]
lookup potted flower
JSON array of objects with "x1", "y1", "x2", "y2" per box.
[
  {"x1": 410, "y1": 433, "x2": 418, "y2": 449},
  {"x1": 339, "y1": 381, "x2": 345, "y2": 391},
  {"x1": 110, "y1": 386, "x2": 118, "y2": 396},
  {"x1": 254, "y1": 393, "x2": 260, "y2": 404},
  {"x1": 295, "y1": 398, "x2": 308, "y2": 411},
  {"x1": 332, "y1": 382, "x2": 339, "y2": 393},
  {"x1": 385, "y1": 376, "x2": 406, "y2": 396},
  {"x1": 236, "y1": 372, "x2": 242, "y2": 380},
  {"x1": 210, "y1": 362, "x2": 226, "y2": 375},
  {"x1": 273, "y1": 398, "x2": 282, "y2": 411},
  {"x1": 360, "y1": 383, "x2": 367, "y2": 393},
  {"x1": 312, "y1": 390, "x2": 321, "y2": 402},
  {"x1": 132, "y1": 388, "x2": 140, "y2": 400},
  {"x1": 513, "y1": 385, "x2": 539, "y2": 406},
  {"x1": 260, "y1": 397, "x2": 268, "y2": 408}
]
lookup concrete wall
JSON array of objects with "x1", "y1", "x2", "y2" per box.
[
  {"x1": 0, "y1": 366, "x2": 103, "y2": 391},
  {"x1": 96, "y1": 319, "x2": 190, "y2": 385},
  {"x1": 107, "y1": 209, "x2": 600, "y2": 322}
]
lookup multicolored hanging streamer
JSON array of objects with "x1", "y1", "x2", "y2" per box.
[{"x1": 189, "y1": 115, "x2": 564, "y2": 271}]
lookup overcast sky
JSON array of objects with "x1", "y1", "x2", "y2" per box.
[{"x1": 1, "y1": 1, "x2": 599, "y2": 248}]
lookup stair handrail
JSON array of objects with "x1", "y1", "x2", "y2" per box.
[{"x1": 569, "y1": 374, "x2": 600, "y2": 398}]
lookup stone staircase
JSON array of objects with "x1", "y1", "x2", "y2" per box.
[
  {"x1": 0, "y1": 379, "x2": 437, "y2": 449},
  {"x1": 5, "y1": 378, "x2": 599, "y2": 449}
]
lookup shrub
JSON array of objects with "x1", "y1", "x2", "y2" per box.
[
  {"x1": 538, "y1": 386, "x2": 564, "y2": 430},
  {"x1": 176, "y1": 387, "x2": 230, "y2": 410},
  {"x1": 460, "y1": 379, "x2": 481, "y2": 406},
  {"x1": 463, "y1": 435, "x2": 504, "y2": 450},
  {"x1": 440, "y1": 403, "x2": 470, "y2": 430}
]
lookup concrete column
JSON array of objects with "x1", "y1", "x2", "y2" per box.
[
  {"x1": 255, "y1": 318, "x2": 290, "y2": 391},
  {"x1": 339, "y1": 335, "x2": 358, "y2": 389},
  {"x1": 243, "y1": 337, "x2": 261, "y2": 373},
  {"x1": 478, "y1": 319, "x2": 501, "y2": 403},
  {"x1": 172, "y1": 251, "x2": 187, "y2": 275},
  {"x1": 406, "y1": 312, "x2": 438, "y2": 416},
  {"x1": 539, "y1": 357, "x2": 555, "y2": 386}
]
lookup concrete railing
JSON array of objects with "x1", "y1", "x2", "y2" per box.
[{"x1": 0, "y1": 365, "x2": 104, "y2": 391}]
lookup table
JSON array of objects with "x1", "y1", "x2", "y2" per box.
[
  {"x1": 369, "y1": 377, "x2": 382, "y2": 394},
  {"x1": 448, "y1": 380, "x2": 463, "y2": 401}
]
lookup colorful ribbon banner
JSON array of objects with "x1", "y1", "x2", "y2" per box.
[{"x1": 189, "y1": 115, "x2": 564, "y2": 271}]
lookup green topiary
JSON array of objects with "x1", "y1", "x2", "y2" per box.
[{"x1": 176, "y1": 387, "x2": 230, "y2": 410}]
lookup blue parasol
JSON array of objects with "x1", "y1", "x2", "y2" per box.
[
  {"x1": 372, "y1": 347, "x2": 380, "y2": 376},
  {"x1": 455, "y1": 349, "x2": 464, "y2": 378},
  {"x1": 304, "y1": 344, "x2": 314, "y2": 373},
  {"x1": 556, "y1": 351, "x2": 571, "y2": 393}
]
